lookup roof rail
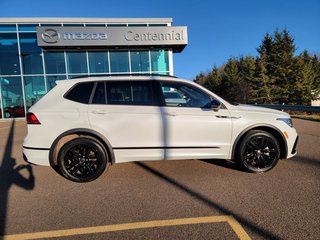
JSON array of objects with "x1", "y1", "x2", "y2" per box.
[{"x1": 70, "y1": 73, "x2": 177, "y2": 79}]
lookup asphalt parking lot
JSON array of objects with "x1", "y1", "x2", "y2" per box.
[{"x1": 0, "y1": 118, "x2": 319, "y2": 239}]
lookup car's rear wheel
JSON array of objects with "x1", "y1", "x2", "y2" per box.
[
  {"x1": 58, "y1": 136, "x2": 108, "y2": 182},
  {"x1": 237, "y1": 130, "x2": 280, "y2": 173}
]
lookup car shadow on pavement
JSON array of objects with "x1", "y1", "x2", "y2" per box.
[
  {"x1": 0, "y1": 120, "x2": 35, "y2": 236},
  {"x1": 199, "y1": 159, "x2": 241, "y2": 171},
  {"x1": 288, "y1": 155, "x2": 320, "y2": 168},
  {"x1": 134, "y1": 161, "x2": 281, "y2": 240}
]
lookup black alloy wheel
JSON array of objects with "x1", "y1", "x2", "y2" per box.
[
  {"x1": 238, "y1": 130, "x2": 280, "y2": 173},
  {"x1": 58, "y1": 136, "x2": 108, "y2": 182}
]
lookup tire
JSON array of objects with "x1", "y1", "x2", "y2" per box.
[
  {"x1": 237, "y1": 130, "x2": 280, "y2": 173},
  {"x1": 58, "y1": 136, "x2": 108, "y2": 182}
]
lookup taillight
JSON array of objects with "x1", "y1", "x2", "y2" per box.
[{"x1": 26, "y1": 112, "x2": 41, "y2": 124}]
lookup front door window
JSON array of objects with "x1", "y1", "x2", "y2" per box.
[{"x1": 160, "y1": 81, "x2": 212, "y2": 108}]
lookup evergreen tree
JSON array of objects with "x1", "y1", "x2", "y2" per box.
[
  {"x1": 294, "y1": 51, "x2": 316, "y2": 105},
  {"x1": 238, "y1": 56, "x2": 255, "y2": 103},
  {"x1": 253, "y1": 57, "x2": 272, "y2": 103},
  {"x1": 255, "y1": 33, "x2": 275, "y2": 103},
  {"x1": 270, "y1": 29, "x2": 298, "y2": 104},
  {"x1": 203, "y1": 67, "x2": 221, "y2": 94},
  {"x1": 255, "y1": 29, "x2": 299, "y2": 104},
  {"x1": 220, "y1": 58, "x2": 248, "y2": 103},
  {"x1": 311, "y1": 55, "x2": 320, "y2": 101},
  {"x1": 257, "y1": 33, "x2": 273, "y2": 60},
  {"x1": 194, "y1": 72, "x2": 206, "y2": 85},
  {"x1": 195, "y1": 29, "x2": 320, "y2": 106}
]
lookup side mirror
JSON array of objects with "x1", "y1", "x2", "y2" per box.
[{"x1": 211, "y1": 100, "x2": 221, "y2": 112}]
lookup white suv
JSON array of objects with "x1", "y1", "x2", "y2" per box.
[{"x1": 23, "y1": 75, "x2": 298, "y2": 182}]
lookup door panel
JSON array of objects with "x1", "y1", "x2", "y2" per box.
[
  {"x1": 162, "y1": 107, "x2": 232, "y2": 159},
  {"x1": 159, "y1": 80, "x2": 233, "y2": 159},
  {"x1": 88, "y1": 80, "x2": 163, "y2": 162},
  {"x1": 89, "y1": 105, "x2": 162, "y2": 148}
]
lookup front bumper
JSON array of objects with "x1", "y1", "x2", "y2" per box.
[{"x1": 291, "y1": 136, "x2": 299, "y2": 155}]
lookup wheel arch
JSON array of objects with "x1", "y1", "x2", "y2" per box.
[
  {"x1": 231, "y1": 124, "x2": 287, "y2": 160},
  {"x1": 49, "y1": 128, "x2": 115, "y2": 167}
]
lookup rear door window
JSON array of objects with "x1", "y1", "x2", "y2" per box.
[
  {"x1": 106, "y1": 81, "x2": 154, "y2": 106},
  {"x1": 92, "y1": 82, "x2": 106, "y2": 104}
]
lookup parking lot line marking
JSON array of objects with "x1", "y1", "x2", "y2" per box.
[
  {"x1": 227, "y1": 216, "x2": 252, "y2": 240},
  {"x1": 1, "y1": 215, "x2": 251, "y2": 240}
]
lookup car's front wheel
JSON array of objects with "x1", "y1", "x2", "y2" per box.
[
  {"x1": 58, "y1": 136, "x2": 108, "y2": 182},
  {"x1": 237, "y1": 130, "x2": 280, "y2": 173}
]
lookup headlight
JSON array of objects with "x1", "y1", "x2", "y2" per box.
[{"x1": 277, "y1": 118, "x2": 293, "y2": 128}]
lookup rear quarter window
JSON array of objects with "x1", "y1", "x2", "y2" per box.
[{"x1": 64, "y1": 82, "x2": 94, "y2": 104}]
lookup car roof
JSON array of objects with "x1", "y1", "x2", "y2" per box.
[
  {"x1": 43, "y1": 74, "x2": 232, "y2": 110},
  {"x1": 55, "y1": 74, "x2": 190, "y2": 85}
]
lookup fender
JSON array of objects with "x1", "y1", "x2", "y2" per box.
[
  {"x1": 49, "y1": 128, "x2": 115, "y2": 167},
  {"x1": 231, "y1": 124, "x2": 288, "y2": 160}
]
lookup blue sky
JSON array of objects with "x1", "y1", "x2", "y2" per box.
[{"x1": 0, "y1": 0, "x2": 319, "y2": 79}]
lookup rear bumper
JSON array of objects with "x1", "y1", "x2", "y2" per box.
[{"x1": 23, "y1": 146, "x2": 50, "y2": 166}]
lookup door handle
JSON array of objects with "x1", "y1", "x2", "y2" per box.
[
  {"x1": 91, "y1": 110, "x2": 107, "y2": 115},
  {"x1": 216, "y1": 115, "x2": 241, "y2": 119},
  {"x1": 166, "y1": 112, "x2": 176, "y2": 117}
]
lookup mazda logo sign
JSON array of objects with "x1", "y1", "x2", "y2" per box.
[{"x1": 41, "y1": 29, "x2": 60, "y2": 43}]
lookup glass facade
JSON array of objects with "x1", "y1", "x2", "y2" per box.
[
  {"x1": 0, "y1": 22, "x2": 172, "y2": 119},
  {"x1": 88, "y1": 52, "x2": 109, "y2": 73},
  {"x1": 130, "y1": 51, "x2": 150, "y2": 73}
]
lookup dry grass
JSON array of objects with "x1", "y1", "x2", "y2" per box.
[{"x1": 291, "y1": 114, "x2": 320, "y2": 121}]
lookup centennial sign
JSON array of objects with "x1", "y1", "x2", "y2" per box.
[
  {"x1": 124, "y1": 30, "x2": 184, "y2": 41},
  {"x1": 37, "y1": 26, "x2": 188, "y2": 52}
]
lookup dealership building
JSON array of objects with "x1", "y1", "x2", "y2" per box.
[{"x1": 0, "y1": 18, "x2": 188, "y2": 119}]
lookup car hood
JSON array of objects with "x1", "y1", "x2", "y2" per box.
[{"x1": 232, "y1": 104, "x2": 290, "y2": 117}]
